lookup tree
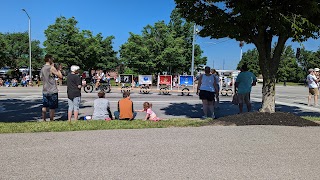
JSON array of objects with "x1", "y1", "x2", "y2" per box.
[
  {"x1": 44, "y1": 16, "x2": 118, "y2": 71},
  {"x1": 239, "y1": 46, "x2": 306, "y2": 83},
  {"x1": 175, "y1": 0, "x2": 320, "y2": 113},
  {"x1": 297, "y1": 48, "x2": 320, "y2": 74},
  {"x1": 0, "y1": 32, "x2": 43, "y2": 69},
  {"x1": 120, "y1": 10, "x2": 207, "y2": 75},
  {"x1": 277, "y1": 46, "x2": 304, "y2": 83},
  {"x1": 237, "y1": 48, "x2": 260, "y2": 76}
]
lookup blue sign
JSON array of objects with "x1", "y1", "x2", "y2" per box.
[{"x1": 179, "y1": 75, "x2": 193, "y2": 86}]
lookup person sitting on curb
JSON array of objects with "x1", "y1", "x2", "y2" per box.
[
  {"x1": 114, "y1": 91, "x2": 137, "y2": 120},
  {"x1": 92, "y1": 91, "x2": 113, "y2": 120}
]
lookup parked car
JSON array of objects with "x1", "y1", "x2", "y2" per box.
[
  {"x1": 0, "y1": 67, "x2": 12, "y2": 79},
  {"x1": 19, "y1": 66, "x2": 29, "y2": 74}
]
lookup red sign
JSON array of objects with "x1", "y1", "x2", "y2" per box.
[{"x1": 159, "y1": 75, "x2": 172, "y2": 85}]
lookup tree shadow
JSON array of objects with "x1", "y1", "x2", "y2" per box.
[
  {"x1": 161, "y1": 100, "x2": 320, "y2": 125},
  {"x1": 0, "y1": 99, "x2": 69, "y2": 122}
]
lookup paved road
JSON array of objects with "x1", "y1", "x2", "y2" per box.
[
  {"x1": 1, "y1": 126, "x2": 320, "y2": 179},
  {"x1": 1, "y1": 85, "x2": 320, "y2": 179},
  {"x1": 0, "y1": 84, "x2": 319, "y2": 122}
]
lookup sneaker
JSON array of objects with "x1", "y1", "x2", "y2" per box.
[{"x1": 201, "y1": 116, "x2": 208, "y2": 119}]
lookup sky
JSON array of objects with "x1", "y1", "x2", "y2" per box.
[{"x1": 1, "y1": 0, "x2": 319, "y2": 70}]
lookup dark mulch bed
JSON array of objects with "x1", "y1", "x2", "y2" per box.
[{"x1": 211, "y1": 112, "x2": 320, "y2": 127}]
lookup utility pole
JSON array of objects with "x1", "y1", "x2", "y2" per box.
[
  {"x1": 22, "y1": 9, "x2": 32, "y2": 80},
  {"x1": 191, "y1": 24, "x2": 196, "y2": 76},
  {"x1": 223, "y1": 59, "x2": 225, "y2": 70}
]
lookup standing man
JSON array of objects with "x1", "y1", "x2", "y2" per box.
[
  {"x1": 307, "y1": 68, "x2": 319, "y2": 106},
  {"x1": 40, "y1": 54, "x2": 63, "y2": 121},
  {"x1": 235, "y1": 64, "x2": 257, "y2": 113},
  {"x1": 67, "y1": 65, "x2": 82, "y2": 122},
  {"x1": 196, "y1": 66, "x2": 219, "y2": 119}
]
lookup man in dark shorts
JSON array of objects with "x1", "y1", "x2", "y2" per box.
[
  {"x1": 40, "y1": 54, "x2": 63, "y2": 121},
  {"x1": 196, "y1": 66, "x2": 219, "y2": 119}
]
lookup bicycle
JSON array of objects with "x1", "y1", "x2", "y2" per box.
[{"x1": 83, "y1": 81, "x2": 111, "y2": 93}]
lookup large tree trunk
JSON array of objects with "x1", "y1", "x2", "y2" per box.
[{"x1": 253, "y1": 33, "x2": 288, "y2": 113}]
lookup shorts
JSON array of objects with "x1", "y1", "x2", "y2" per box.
[
  {"x1": 309, "y1": 88, "x2": 319, "y2": 95},
  {"x1": 43, "y1": 93, "x2": 58, "y2": 109},
  {"x1": 68, "y1": 97, "x2": 81, "y2": 112},
  {"x1": 238, "y1": 93, "x2": 251, "y2": 104},
  {"x1": 199, "y1": 90, "x2": 215, "y2": 101}
]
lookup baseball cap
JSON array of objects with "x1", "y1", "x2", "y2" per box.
[
  {"x1": 70, "y1": 65, "x2": 80, "y2": 72},
  {"x1": 309, "y1": 68, "x2": 314, "y2": 73},
  {"x1": 315, "y1": 68, "x2": 319, "y2": 72}
]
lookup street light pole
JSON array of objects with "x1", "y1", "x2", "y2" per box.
[
  {"x1": 22, "y1": 9, "x2": 32, "y2": 80},
  {"x1": 191, "y1": 24, "x2": 196, "y2": 76}
]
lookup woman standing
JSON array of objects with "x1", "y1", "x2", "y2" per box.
[{"x1": 196, "y1": 66, "x2": 219, "y2": 119}]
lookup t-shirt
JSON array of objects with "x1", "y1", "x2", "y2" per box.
[
  {"x1": 307, "y1": 74, "x2": 318, "y2": 88},
  {"x1": 40, "y1": 65, "x2": 58, "y2": 94},
  {"x1": 146, "y1": 108, "x2": 156, "y2": 118},
  {"x1": 67, "y1": 73, "x2": 82, "y2": 100},
  {"x1": 236, "y1": 71, "x2": 257, "y2": 94},
  {"x1": 118, "y1": 98, "x2": 134, "y2": 119},
  {"x1": 199, "y1": 74, "x2": 216, "y2": 92},
  {"x1": 92, "y1": 98, "x2": 110, "y2": 120}
]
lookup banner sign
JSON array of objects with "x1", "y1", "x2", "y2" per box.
[
  {"x1": 159, "y1": 75, "x2": 172, "y2": 85},
  {"x1": 139, "y1": 75, "x2": 152, "y2": 85},
  {"x1": 120, "y1": 75, "x2": 132, "y2": 83},
  {"x1": 179, "y1": 75, "x2": 194, "y2": 86}
]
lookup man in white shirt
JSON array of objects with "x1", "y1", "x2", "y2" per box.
[{"x1": 307, "y1": 69, "x2": 319, "y2": 106}]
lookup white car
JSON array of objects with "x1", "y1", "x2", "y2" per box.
[
  {"x1": 257, "y1": 78, "x2": 263, "y2": 83},
  {"x1": 19, "y1": 66, "x2": 29, "y2": 74}
]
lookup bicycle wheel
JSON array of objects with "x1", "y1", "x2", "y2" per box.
[
  {"x1": 226, "y1": 89, "x2": 233, "y2": 96},
  {"x1": 101, "y1": 85, "x2": 111, "y2": 93},
  {"x1": 84, "y1": 84, "x2": 94, "y2": 93},
  {"x1": 181, "y1": 87, "x2": 190, "y2": 96},
  {"x1": 220, "y1": 88, "x2": 227, "y2": 96}
]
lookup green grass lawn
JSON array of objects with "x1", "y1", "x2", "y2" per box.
[
  {"x1": 302, "y1": 116, "x2": 320, "y2": 121},
  {"x1": 275, "y1": 82, "x2": 306, "y2": 86},
  {"x1": 0, "y1": 119, "x2": 209, "y2": 134},
  {"x1": 1, "y1": 116, "x2": 319, "y2": 134}
]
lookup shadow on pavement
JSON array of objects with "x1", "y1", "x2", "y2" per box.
[
  {"x1": 161, "y1": 100, "x2": 320, "y2": 119},
  {"x1": 0, "y1": 99, "x2": 69, "y2": 122}
]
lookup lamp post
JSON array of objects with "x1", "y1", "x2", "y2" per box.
[
  {"x1": 239, "y1": 41, "x2": 244, "y2": 61},
  {"x1": 22, "y1": 9, "x2": 32, "y2": 80},
  {"x1": 191, "y1": 24, "x2": 196, "y2": 76}
]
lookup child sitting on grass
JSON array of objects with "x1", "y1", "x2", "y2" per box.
[{"x1": 136, "y1": 102, "x2": 161, "y2": 121}]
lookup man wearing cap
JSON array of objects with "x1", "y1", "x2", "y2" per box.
[
  {"x1": 307, "y1": 68, "x2": 319, "y2": 106},
  {"x1": 67, "y1": 65, "x2": 82, "y2": 122}
]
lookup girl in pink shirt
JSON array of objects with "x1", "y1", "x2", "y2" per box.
[{"x1": 137, "y1": 102, "x2": 161, "y2": 121}]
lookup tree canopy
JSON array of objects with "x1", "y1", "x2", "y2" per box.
[
  {"x1": 239, "y1": 46, "x2": 307, "y2": 83},
  {"x1": 44, "y1": 16, "x2": 119, "y2": 71},
  {"x1": 119, "y1": 9, "x2": 207, "y2": 75},
  {"x1": 0, "y1": 32, "x2": 43, "y2": 69},
  {"x1": 175, "y1": 0, "x2": 320, "y2": 112}
]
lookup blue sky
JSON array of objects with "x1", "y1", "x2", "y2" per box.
[{"x1": 1, "y1": 0, "x2": 319, "y2": 70}]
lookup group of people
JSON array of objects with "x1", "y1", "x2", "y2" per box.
[
  {"x1": 39, "y1": 54, "x2": 258, "y2": 122},
  {"x1": 0, "y1": 75, "x2": 32, "y2": 87},
  {"x1": 196, "y1": 64, "x2": 257, "y2": 119},
  {"x1": 40, "y1": 54, "x2": 161, "y2": 122},
  {"x1": 306, "y1": 68, "x2": 320, "y2": 106},
  {"x1": 91, "y1": 91, "x2": 160, "y2": 121}
]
